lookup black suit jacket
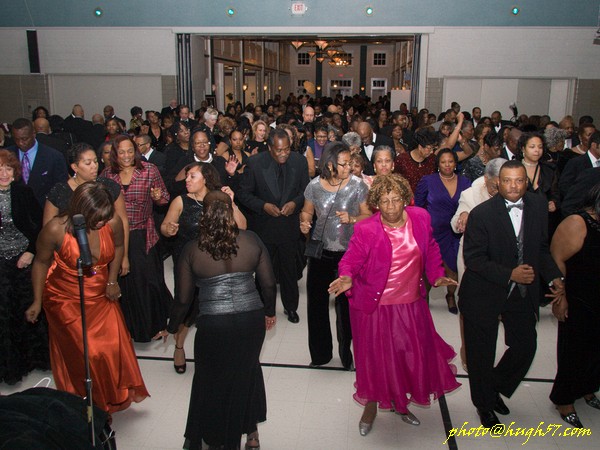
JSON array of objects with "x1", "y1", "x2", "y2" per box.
[
  {"x1": 558, "y1": 153, "x2": 593, "y2": 201},
  {"x1": 458, "y1": 193, "x2": 562, "y2": 318},
  {"x1": 144, "y1": 149, "x2": 167, "y2": 177},
  {"x1": 8, "y1": 142, "x2": 69, "y2": 207},
  {"x1": 237, "y1": 151, "x2": 309, "y2": 244},
  {"x1": 35, "y1": 133, "x2": 69, "y2": 164},
  {"x1": 62, "y1": 116, "x2": 93, "y2": 143},
  {"x1": 360, "y1": 133, "x2": 394, "y2": 175}
]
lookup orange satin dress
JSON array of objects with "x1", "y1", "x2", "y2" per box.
[{"x1": 43, "y1": 225, "x2": 149, "y2": 413}]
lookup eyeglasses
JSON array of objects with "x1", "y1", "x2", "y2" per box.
[
  {"x1": 337, "y1": 161, "x2": 350, "y2": 168},
  {"x1": 194, "y1": 141, "x2": 210, "y2": 147}
]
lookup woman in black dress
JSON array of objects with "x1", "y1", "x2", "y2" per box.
[
  {"x1": 160, "y1": 162, "x2": 246, "y2": 373},
  {"x1": 159, "y1": 190, "x2": 276, "y2": 450},
  {"x1": 0, "y1": 149, "x2": 50, "y2": 384},
  {"x1": 44, "y1": 142, "x2": 130, "y2": 274},
  {"x1": 550, "y1": 183, "x2": 600, "y2": 428}
]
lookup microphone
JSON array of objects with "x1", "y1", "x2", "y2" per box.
[{"x1": 72, "y1": 214, "x2": 93, "y2": 267}]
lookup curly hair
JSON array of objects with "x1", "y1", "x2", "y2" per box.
[
  {"x1": 367, "y1": 174, "x2": 413, "y2": 209},
  {"x1": 197, "y1": 190, "x2": 239, "y2": 261},
  {"x1": 0, "y1": 148, "x2": 22, "y2": 181}
]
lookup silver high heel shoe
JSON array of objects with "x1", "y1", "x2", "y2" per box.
[
  {"x1": 359, "y1": 420, "x2": 373, "y2": 436},
  {"x1": 397, "y1": 410, "x2": 420, "y2": 426}
]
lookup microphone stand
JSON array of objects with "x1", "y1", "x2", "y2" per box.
[{"x1": 77, "y1": 257, "x2": 96, "y2": 446}]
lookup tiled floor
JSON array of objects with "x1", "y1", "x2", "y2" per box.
[{"x1": 2, "y1": 259, "x2": 599, "y2": 449}]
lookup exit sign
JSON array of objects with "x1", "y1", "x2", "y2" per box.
[{"x1": 291, "y1": 2, "x2": 308, "y2": 15}]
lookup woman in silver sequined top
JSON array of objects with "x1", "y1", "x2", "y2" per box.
[
  {"x1": 300, "y1": 142, "x2": 371, "y2": 369},
  {"x1": 0, "y1": 149, "x2": 50, "y2": 384}
]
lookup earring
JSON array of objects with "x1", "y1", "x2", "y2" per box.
[{"x1": 73, "y1": 172, "x2": 77, "y2": 179}]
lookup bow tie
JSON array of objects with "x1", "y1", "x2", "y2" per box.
[{"x1": 506, "y1": 203, "x2": 523, "y2": 211}]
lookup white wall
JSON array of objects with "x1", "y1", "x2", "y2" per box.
[
  {"x1": 0, "y1": 29, "x2": 31, "y2": 74},
  {"x1": 428, "y1": 27, "x2": 599, "y2": 80}
]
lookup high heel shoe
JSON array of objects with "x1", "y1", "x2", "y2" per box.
[
  {"x1": 396, "y1": 410, "x2": 420, "y2": 426},
  {"x1": 359, "y1": 402, "x2": 377, "y2": 436},
  {"x1": 446, "y1": 294, "x2": 458, "y2": 315},
  {"x1": 174, "y1": 345, "x2": 186, "y2": 374}
]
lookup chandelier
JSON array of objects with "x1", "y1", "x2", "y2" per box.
[{"x1": 289, "y1": 40, "x2": 351, "y2": 65}]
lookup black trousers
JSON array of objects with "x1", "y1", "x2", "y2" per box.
[
  {"x1": 463, "y1": 290, "x2": 537, "y2": 411},
  {"x1": 306, "y1": 250, "x2": 353, "y2": 368},
  {"x1": 258, "y1": 241, "x2": 299, "y2": 313},
  {"x1": 550, "y1": 301, "x2": 600, "y2": 405}
]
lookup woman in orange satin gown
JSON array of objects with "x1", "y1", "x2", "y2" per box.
[{"x1": 27, "y1": 182, "x2": 149, "y2": 414}]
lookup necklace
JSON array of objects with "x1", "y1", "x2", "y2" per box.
[
  {"x1": 522, "y1": 160, "x2": 538, "y2": 167},
  {"x1": 439, "y1": 172, "x2": 456, "y2": 181},
  {"x1": 191, "y1": 192, "x2": 202, "y2": 206},
  {"x1": 327, "y1": 178, "x2": 344, "y2": 187},
  {"x1": 574, "y1": 145, "x2": 586, "y2": 155}
]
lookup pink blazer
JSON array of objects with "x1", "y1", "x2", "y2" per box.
[{"x1": 338, "y1": 206, "x2": 445, "y2": 314}]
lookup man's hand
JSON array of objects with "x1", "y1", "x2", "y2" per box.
[
  {"x1": 280, "y1": 201, "x2": 296, "y2": 216},
  {"x1": 263, "y1": 203, "x2": 281, "y2": 217},
  {"x1": 510, "y1": 264, "x2": 535, "y2": 284}
]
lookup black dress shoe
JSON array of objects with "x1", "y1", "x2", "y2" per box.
[
  {"x1": 585, "y1": 395, "x2": 600, "y2": 410},
  {"x1": 477, "y1": 409, "x2": 501, "y2": 427},
  {"x1": 284, "y1": 310, "x2": 300, "y2": 323},
  {"x1": 494, "y1": 393, "x2": 510, "y2": 415}
]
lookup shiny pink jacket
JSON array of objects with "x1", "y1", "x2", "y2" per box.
[{"x1": 338, "y1": 207, "x2": 445, "y2": 314}]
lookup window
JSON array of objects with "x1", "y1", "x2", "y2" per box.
[
  {"x1": 330, "y1": 79, "x2": 352, "y2": 88},
  {"x1": 372, "y1": 79, "x2": 386, "y2": 88},
  {"x1": 297, "y1": 52, "x2": 310, "y2": 65},
  {"x1": 373, "y1": 52, "x2": 387, "y2": 66},
  {"x1": 297, "y1": 79, "x2": 307, "y2": 87}
]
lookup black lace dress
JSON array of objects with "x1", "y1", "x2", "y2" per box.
[
  {"x1": 0, "y1": 184, "x2": 50, "y2": 385},
  {"x1": 550, "y1": 212, "x2": 600, "y2": 405},
  {"x1": 171, "y1": 195, "x2": 204, "y2": 327},
  {"x1": 167, "y1": 230, "x2": 276, "y2": 450}
]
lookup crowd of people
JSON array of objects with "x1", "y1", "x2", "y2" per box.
[{"x1": 0, "y1": 91, "x2": 599, "y2": 448}]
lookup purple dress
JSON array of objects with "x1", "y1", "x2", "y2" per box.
[
  {"x1": 414, "y1": 174, "x2": 471, "y2": 272},
  {"x1": 350, "y1": 217, "x2": 460, "y2": 413}
]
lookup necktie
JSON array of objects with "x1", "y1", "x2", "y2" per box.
[
  {"x1": 506, "y1": 203, "x2": 523, "y2": 211},
  {"x1": 22, "y1": 152, "x2": 31, "y2": 184}
]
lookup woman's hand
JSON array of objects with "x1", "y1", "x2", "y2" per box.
[
  {"x1": 552, "y1": 297, "x2": 568, "y2": 322},
  {"x1": 120, "y1": 256, "x2": 130, "y2": 276},
  {"x1": 164, "y1": 221, "x2": 180, "y2": 237},
  {"x1": 433, "y1": 277, "x2": 458, "y2": 287},
  {"x1": 456, "y1": 212, "x2": 469, "y2": 233},
  {"x1": 328, "y1": 276, "x2": 352, "y2": 295},
  {"x1": 106, "y1": 282, "x2": 122, "y2": 301},
  {"x1": 151, "y1": 187, "x2": 162, "y2": 202},
  {"x1": 16, "y1": 251, "x2": 34, "y2": 269},
  {"x1": 265, "y1": 316, "x2": 277, "y2": 331},
  {"x1": 335, "y1": 211, "x2": 351, "y2": 224},
  {"x1": 225, "y1": 154, "x2": 239, "y2": 176},
  {"x1": 153, "y1": 329, "x2": 169, "y2": 342},
  {"x1": 25, "y1": 302, "x2": 42, "y2": 323},
  {"x1": 300, "y1": 220, "x2": 312, "y2": 234},
  {"x1": 222, "y1": 186, "x2": 235, "y2": 202},
  {"x1": 548, "y1": 200, "x2": 557, "y2": 213}
]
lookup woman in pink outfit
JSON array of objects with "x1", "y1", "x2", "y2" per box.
[{"x1": 329, "y1": 174, "x2": 460, "y2": 436}]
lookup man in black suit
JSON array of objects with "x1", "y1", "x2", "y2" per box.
[
  {"x1": 500, "y1": 127, "x2": 521, "y2": 161},
  {"x1": 459, "y1": 160, "x2": 564, "y2": 427},
  {"x1": 8, "y1": 118, "x2": 68, "y2": 207},
  {"x1": 103, "y1": 105, "x2": 125, "y2": 130},
  {"x1": 356, "y1": 122, "x2": 394, "y2": 175},
  {"x1": 176, "y1": 105, "x2": 198, "y2": 129},
  {"x1": 63, "y1": 104, "x2": 93, "y2": 143},
  {"x1": 238, "y1": 128, "x2": 310, "y2": 323},
  {"x1": 33, "y1": 118, "x2": 69, "y2": 164},
  {"x1": 558, "y1": 130, "x2": 600, "y2": 201},
  {"x1": 135, "y1": 134, "x2": 166, "y2": 177},
  {"x1": 561, "y1": 167, "x2": 600, "y2": 217},
  {"x1": 161, "y1": 99, "x2": 179, "y2": 119}
]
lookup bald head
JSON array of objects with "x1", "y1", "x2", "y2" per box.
[
  {"x1": 33, "y1": 118, "x2": 50, "y2": 134},
  {"x1": 357, "y1": 122, "x2": 374, "y2": 146},
  {"x1": 302, "y1": 106, "x2": 315, "y2": 123},
  {"x1": 92, "y1": 114, "x2": 104, "y2": 125}
]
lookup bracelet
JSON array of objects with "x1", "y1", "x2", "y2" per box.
[{"x1": 107, "y1": 281, "x2": 118, "y2": 286}]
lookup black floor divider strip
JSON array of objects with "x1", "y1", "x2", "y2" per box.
[
  {"x1": 439, "y1": 395, "x2": 458, "y2": 450},
  {"x1": 136, "y1": 356, "x2": 350, "y2": 371}
]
